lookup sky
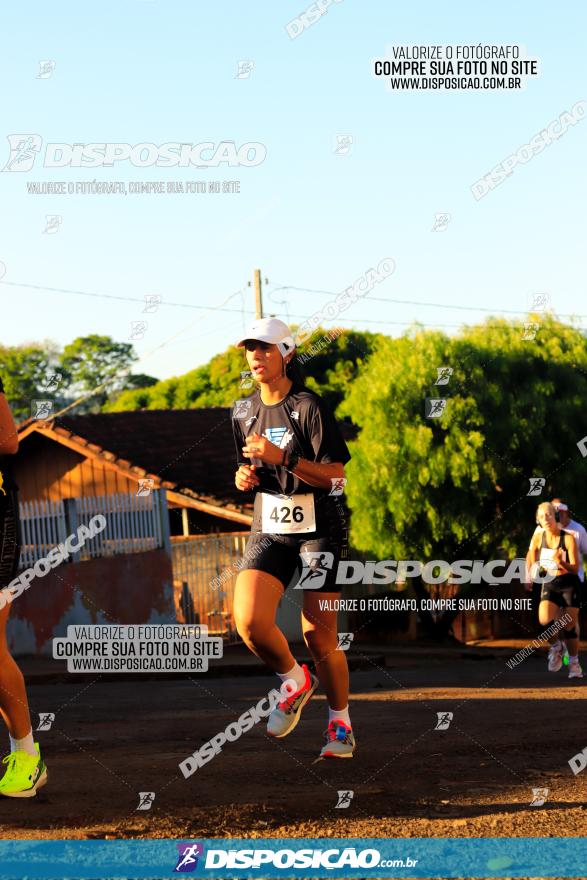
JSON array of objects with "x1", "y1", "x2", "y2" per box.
[{"x1": 1, "y1": 0, "x2": 585, "y2": 382}]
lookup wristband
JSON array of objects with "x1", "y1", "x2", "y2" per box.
[{"x1": 286, "y1": 451, "x2": 301, "y2": 473}]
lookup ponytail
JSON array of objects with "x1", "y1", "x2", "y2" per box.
[{"x1": 285, "y1": 352, "x2": 306, "y2": 386}]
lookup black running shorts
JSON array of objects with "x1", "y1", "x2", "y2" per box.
[
  {"x1": 540, "y1": 574, "x2": 582, "y2": 609},
  {"x1": 239, "y1": 493, "x2": 349, "y2": 593},
  {"x1": 0, "y1": 489, "x2": 22, "y2": 592}
]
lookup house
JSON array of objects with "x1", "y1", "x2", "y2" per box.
[{"x1": 15, "y1": 409, "x2": 254, "y2": 535}]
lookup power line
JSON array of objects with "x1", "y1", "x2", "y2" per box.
[
  {"x1": 0, "y1": 280, "x2": 249, "y2": 314},
  {"x1": 272, "y1": 283, "x2": 587, "y2": 321},
  {"x1": 2, "y1": 278, "x2": 579, "y2": 333}
]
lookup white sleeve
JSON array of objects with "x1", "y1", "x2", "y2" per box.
[{"x1": 579, "y1": 524, "x2": 587, "y2": 554}]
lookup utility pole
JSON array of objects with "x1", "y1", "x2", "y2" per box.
[{"x1": 253, "y1": 269, "x2": 263, "y2": 319}]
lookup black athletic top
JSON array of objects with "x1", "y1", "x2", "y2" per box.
[
  {"x1": 0, "y1": 377, "x2": 18, "y2": 493},
  {"x1": 538, "y1": 528, "x2": 581, "y2": 587},
  {"x1": 539, "y1": 528, "x2": 569, "y2": 563},
  {"x1": 232, "y1": 381, "x2": 351, "y2": 520}
]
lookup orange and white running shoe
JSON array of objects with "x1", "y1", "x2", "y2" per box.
[
  {"x1": 267, "y1": 664, "x2": 318, "y2": 738},
  {"x1": 319, "y1": 720, "x2": 356, "y2": 759}
]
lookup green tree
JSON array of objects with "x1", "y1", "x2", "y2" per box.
[
  {"x1": 0, "y1": 342, "x2": 62, "y2": 422},
  {"x1": 339, "y1": 316, "x2": 587, "y2": 638},
  {"x1": 59, "y1": 335, "x2": 138, "y2": 411},
  {"x1": 104, "y1": 327, "x2": 381, "y2": 413}
]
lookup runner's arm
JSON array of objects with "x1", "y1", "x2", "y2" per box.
[
  {"x1": 556, "y1": 534, "x2": 579, "y2": 575},
  {"x1": 525, "y1": 533, "x2": 540, "y2": 585},
  {"x1": 0, "y1": 382, "x2": 18, "y2": 455},
  {"x1": 285, "y1": 456, "x2": 344, "y2": 489}
]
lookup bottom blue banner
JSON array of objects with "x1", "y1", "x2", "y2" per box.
[{"x1": 0, "y1": 837, "x2": 585, "y2": 879}]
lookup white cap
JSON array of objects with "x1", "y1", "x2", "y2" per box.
[{"x1": 236, "y1": 317, "x2": 296, "y2": 356}]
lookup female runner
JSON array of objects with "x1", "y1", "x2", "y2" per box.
[
  {"x1": 231, "y1": 318, "x2": 355, "y2": 758},
  {"x1": 0, "y1": 377, "x2": 47, "y2": 795},
  {"x1": 527, "y1": 501, "x2": 582, "y2": 678}
]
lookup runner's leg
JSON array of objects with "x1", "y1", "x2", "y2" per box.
[
  {"x1": 233, "y1": 569, "x2": 295, "y2": 673},
  {"x1": 301, "y1": 592, "x2": 349, "y2": 711},
  {"x1": 0, "y1": 493, "x2": 31, "y2": 740},
  {"x1": 561, "y1": 606, "x2": 580, "y2": 658},
  {"x1": 538, "y1": 599, "x2": 563, "y2": 638}
]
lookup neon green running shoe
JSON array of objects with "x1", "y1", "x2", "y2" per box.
[{"x1": 0, "y1": 743, "x2": 47, "y2": 798}]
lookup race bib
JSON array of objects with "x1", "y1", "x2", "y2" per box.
[
  {"x1": 261, "y1": 492, "x2": 316, "y2": 534},
  {"x1": 539, "y1": 548, "x2": 558, "y2": 573}
]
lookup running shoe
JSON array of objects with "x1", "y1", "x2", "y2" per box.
[
  {"x1": 547, "y1": 642, "x2": 564, "y2": 672},
  {"x1": 0, "y1": 743, "x2": 47, "y2": 798},
  {"x1": 568, "y1": 657, "x2": 584, "y2": 679},
  {"x1": 319, "y1": 720, "x2": 356, "y2": 759},
  {"x1": 267, "y1": 664, "x2": 318, "y2": 738}
]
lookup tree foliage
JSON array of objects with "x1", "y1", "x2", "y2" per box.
[
  {"x1": 339, "y1": 316, "x2": 587, "y2": 563},
  {"x1": 104, "y1": 327, "x2": 381, "y2": 415}
]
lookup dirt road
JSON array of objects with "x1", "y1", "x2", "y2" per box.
[{"x1": 2, "y1": 647, "x2": 586, "y2": 846}]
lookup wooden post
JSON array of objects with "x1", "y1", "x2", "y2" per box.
[
  {"x1": 62, "y1": 498, "x2": 80, "y2": 564},
  {"x1": 253, "y1": 268, "x2": 263, "y2": 319},
  {"x1": 153, "y1": 489, "x2": 172, "y2": 554},
  {"x1": 181, "y1": 507, "x2": 190, "y2": 537}
]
